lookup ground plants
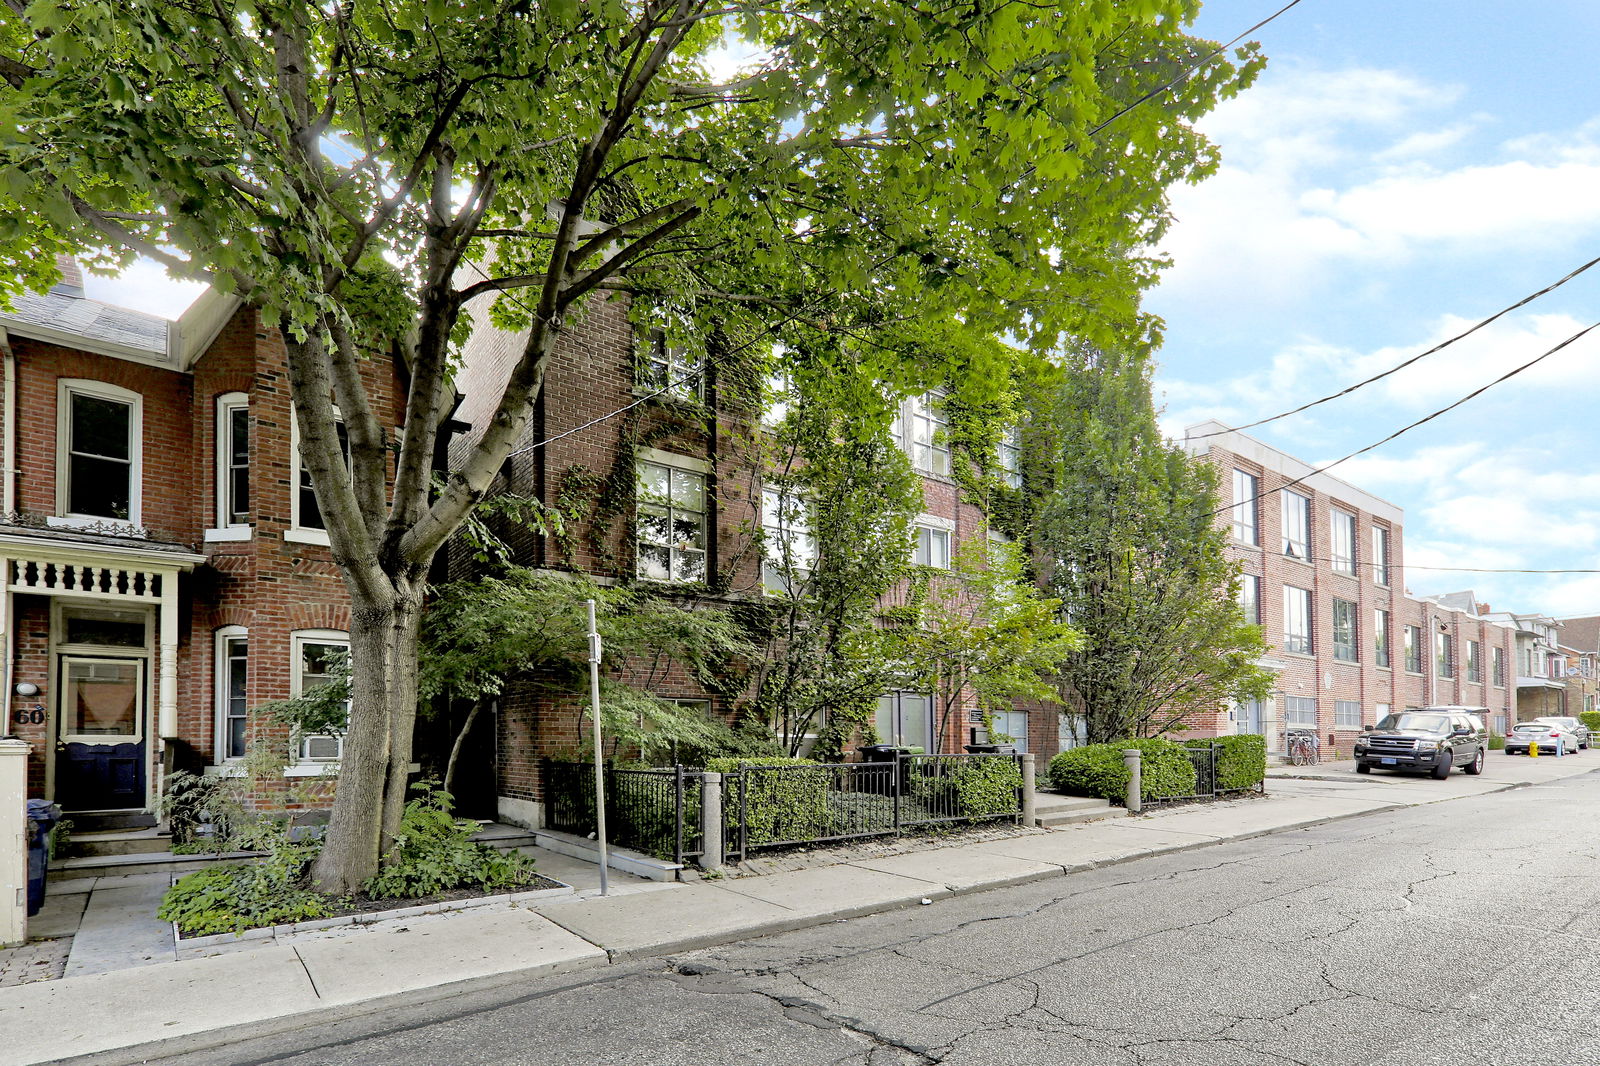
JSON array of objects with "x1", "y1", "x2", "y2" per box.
[
  {"x1": 363, "y1": 787, "x2": 534, "y2": 901},
  {"x1": 1188, "y1": 735, "x2": 1267, "y2": 792},
  {"x1": 157, "y1": 824, "x2": 330, "y2": 937},
  {"x1": 1049, "y1": 739, "x2": 1199, "y2": 804}
]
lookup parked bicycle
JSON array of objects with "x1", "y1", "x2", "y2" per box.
[{"x1": 1286, "y1": 729, "x2": 1320, "y2": 766}]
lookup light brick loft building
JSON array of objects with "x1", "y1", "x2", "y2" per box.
[
  {"x1": 1182, "y1": 422, "x2": 1516, "y2": 758},
  {"x1": 0, "y1": 261, "x2": 401, "y2": 821}
]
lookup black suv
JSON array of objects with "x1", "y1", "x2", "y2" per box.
[{"x1": 1354, "y1": 708, "x2": 1489, "y2": 779}]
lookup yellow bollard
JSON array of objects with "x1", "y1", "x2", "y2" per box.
[{"x1": 1530, "y1": 740, "x2": 1539, "y2": 758}]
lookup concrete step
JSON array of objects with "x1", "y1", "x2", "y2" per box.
[
  {"x1": 471, "y1": 822, "x2": 539, "y2": 850},
  {"x1": 64, "y1": 811, "x2": 158, "y2": 833},
  {"x1": 1035, "y1": 795, "x2": 1116, "y2": 827},
  {"x1": 48, "y1": 849, "x2": 263, "y2": 882},
  {"x1": 65, "y1": 828, "x2": 172, "y2": 859}
]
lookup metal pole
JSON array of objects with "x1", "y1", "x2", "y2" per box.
[{"x1": 587, "y1": 599, "x2": 609, "y2": 896}]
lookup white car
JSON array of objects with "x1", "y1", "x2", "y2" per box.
[
  {"x1": 1505, "y1": 721, "x2": 1581, "y2": 756},
  {"x1": 1531, "y1": 716, "x2": 1591, "y2": 750}
]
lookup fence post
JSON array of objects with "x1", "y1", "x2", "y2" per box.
[
  {"x1": 699, "y1": 772, "x2": 724, "y2": 873},
  {"x1": 1020, "y1": 753, "x2": 1036, "y2": 827},
  {"x1": 0, "y1": 739, "x2": 29, "y2": 947},
  {"x1": 1122, "y1": 748, "x2": 1142, "y2": 815}
]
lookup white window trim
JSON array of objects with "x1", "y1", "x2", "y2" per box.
[
  {"x1": 54, "y1": 378, "x2": 143, "y2": 530},
  {"x1": 210, "y1": 392, "x2": 251, "y2": 539},
  {"x1": 911, "y1": 513, "x2": 955, "y2": 570},
  {"x1": 1329, "y1": 508, "x2": 1357, "y2": 576},
  {"x1": 290, "y1": 403, "x2": 346, "y2": 541},
  {"x1": 894, "y1": 392, "x2": 951, "y2": 477},
  {"x1": 761, "y1": 485, "x2": 816, "y2": 595},
  {"x1": 214, "y1": 625, "x2": 248, "y2": 765},
  {"x1": 1281, "y1": 491, "x2": 1310, "y2": 562},
  {"x1": 635, "y1": 331, "x2": 705, "y2": 403},
  {"x1": 635, "y1": 450, "x2": 710, "y2": 584},
  {"x1": 290, "y1": 628, "x2": 349, "y2": 768}
]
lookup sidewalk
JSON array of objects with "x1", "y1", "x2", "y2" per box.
[{"x1": 4, "y1": 749, "x2": 1594, "y2": 1066}]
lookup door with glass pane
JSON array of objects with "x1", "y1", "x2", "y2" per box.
[
  {"x1": 875, "y1": 692, "x2": 933, "y2": 753},
  {"x1": 55, "y1": 657, "x2": 146, "y2": 810}
]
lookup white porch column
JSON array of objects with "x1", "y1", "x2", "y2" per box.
[
  {"x1": 0, "y1": 556, "x2": 10, "y2": 734},
  {"x1": 157, "y1": 574, "x2": 179, "y2": 740},
  {"x1": 0, "y1": 738, "x2": 29, "y2": 947}
]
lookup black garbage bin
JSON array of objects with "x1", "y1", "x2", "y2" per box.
[
  {"x1": 857, "y1": 744, "x2": 912, "y2": 794},
  {"x1": 25, "y1": 800, "x2": 60, "y2": 918}
]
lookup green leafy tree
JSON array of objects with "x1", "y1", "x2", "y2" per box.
[
  {"x1": 0, "y1": 0, "x2": 1260, "y2": 889},
  {"x1": 893, "y1": 535, "x2": 1083, "y2": 752},
  {"x1": 1031, "y1": 346, "x2": 1272, "y2": 743}
]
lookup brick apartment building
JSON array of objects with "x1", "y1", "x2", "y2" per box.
[
  {"x1": 1182, "y1": 421, "x2": 1517, "y2": 758},
  {"x1": 0, "y1": 262, "x2": 401, "y2": 819},
  {"x1": 449, "y1": 292, "x2": 1037, "y2": 829},
  {"x1": 1481, "y1": 611, "x2": 1591, "y2": 721}
]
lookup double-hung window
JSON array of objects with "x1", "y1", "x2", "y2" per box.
[
  {"x1": 1372, "y1": 526, "x2": 1392, "y2": 586},
  {"x1": 1404, "y1": 625, "x2": 1422, "y2": 673},
  {"x1": 214, "y1": 393, "x2": 250, "y2": 535},
  {"x1": 1466, "y1": 640, "x2": 1482, "y2": 684},
  {"x1": 895, "y1": 392, "x2": 950, "y2": 476},
  {"x1": 1335, "y1": 700, "x2": 1362, "y2": 729},
  {"x1": 997, "y1": 428, "x2": 1022, "y2": 488},
  {"x1": 292, "y1": 631, "x2": 349, "y2": 763},
  {"x1": 1237, "y1": 574, "x2": 1261, "y2": 625},
  {"x1": 57, "y1": 380, "x2": 141, "y2": 526},
  {"x1": 292, "y1": 410, "x2": 349, "y2": 540},
  {"x1": 1492, "y1": 645, "x2": 1506, "y2": 687},
  {"x1": 1231, "y1": 470, "x2": 1259, "y2": 545},
  {"x1": 912, "y1": 521, "x2": 952, "y2": 569},
  {"x1": 1332, "y1": 598, "x2": 1358, "y2": 662},
  {"x1": 636, "y1": 454, "x2": 708, "y2": 583},
  {"x1": 761, "y1": 487, "x2": 815, "y2": 595},
  {"x1": 1330, "y1": 509, "x2": 1357, "y2": 575},
  {"x1": 216, "y1": 628, "x2": 249, "y2": 762},
  {"x1": 638, "y1": 331, "x2": 704, "y2": 402},
  {"x1": 1282, "y1": 491, "x2": 1311, "y2": 561},
  {"x1": 1374, "y1": 608, "x2": 1391, "y2": 668},
  {"x1": 1283, "y1": 586, "x2": 1313, "y2": 655},
  {"x1": 1436, "y1": 632, "x2": 1455, "y2": 678}
]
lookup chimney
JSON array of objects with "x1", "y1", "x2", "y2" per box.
[{"x1": 50, "y1": 255, "x2": 85, "y2": 298}]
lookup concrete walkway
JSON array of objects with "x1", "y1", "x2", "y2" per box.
[{"x1": 3, "y1": 749, "x2": 1595, "y2": 1066}]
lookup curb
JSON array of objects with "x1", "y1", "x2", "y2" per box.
[{"x1": 38, "y1": 770, "x2": 1582, "y2": 1066}]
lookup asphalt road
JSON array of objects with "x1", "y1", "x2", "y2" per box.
[{"x1": 135, "y1": 771, "x2": 1600, "y2": 1066}]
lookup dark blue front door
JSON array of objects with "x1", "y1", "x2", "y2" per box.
[{"x1": 55, "y1": 656, "x2": 146, "y2": 811}]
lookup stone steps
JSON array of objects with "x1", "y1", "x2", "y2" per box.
[
  {"x1": 1034, "y1": 794, "x2": 1116, "y2": 827},
  {"x1": 65, "y1": 828, "x2": 172, "y2": 859}
]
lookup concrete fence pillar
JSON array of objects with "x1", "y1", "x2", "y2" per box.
[
  {"x1": 1020, "y1": 754, "x2": 1037, "y2": 827},
  {"x1": 699, "y1": 772, "x2": 724, "y2": 874},
  {"x1": 0, "y1": 738, "x2": 29, "y2": 947},
  {"x1": 1122, "y1": 748, "x2": 1143, "y2": 815}
]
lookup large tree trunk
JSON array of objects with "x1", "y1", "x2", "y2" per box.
[{"x1": 308, "y1": 583, "x2": 425, "y2": 894}]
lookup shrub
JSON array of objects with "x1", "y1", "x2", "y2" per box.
[
  {"x1": 364, "y1": 787, "x2": 534, "y2": 900},
  {"x1": 707, "y1": 757, "x2": 831, "y2": 846},
  {"x1": 1189, "y1": 734, "x2": 1266, "y2": 792},
  {"x1": 943, "y1": 757, "x2": 1024, "y2": 818},
  {"x1": 158, "y1": 827, "x2": 329, "y2": 936},
  {"x1": 1580, "y1": 711, "x2": 1600, "y2": 734},
  {"x1": 1488, "y1": 733, "x2": 1506, "y2": 750},
  {"x1": 1049, "y1": 739, "x2": 1198, "y2": 804},
  {"x1": 158, "y1": 770, "x2": 244, "y2": 850}
]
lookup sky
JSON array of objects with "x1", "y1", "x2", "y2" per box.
[
  {"x1": 80, "y1": 0, "x2": 1600, "y2": 618},
  {"x1": 1147, "y1": 0, "x2": 1600, "y2": 619}
]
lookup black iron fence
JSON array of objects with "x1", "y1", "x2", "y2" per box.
[
  {"x1": 722, "y1": 753, "x2": 1024, "y2": 862},
  {"x1": 543, "y1": 760, "x2": 701, "y2": 864},
  {"x1": 1170, "y1": 744, "x2": 1218, "y2": 801}
]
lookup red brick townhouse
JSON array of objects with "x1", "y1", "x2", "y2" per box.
[
  {"x1": 1182, "y1": 421, "x2": 1516, "y2": 759},
  {"x1": 0, "y1": 262, "x2": 401, "y2": 820},
  {"x1": 448, "y1": 292, "x2": 1040, "y2": 830}
]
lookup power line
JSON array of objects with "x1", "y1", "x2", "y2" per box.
[
  {"x1": 1187, "y1": 250, "x2": 1600, "y2": 441},
  {"x1": 1089, "y1": 0, "x2": 1308, "y2": 137},
  {"x1": 1209, "y1": 317, "x2": 1600, "y2": 518}
]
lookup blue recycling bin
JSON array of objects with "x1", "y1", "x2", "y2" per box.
[{"x1": 25, "y1": 800, "x2": 60, "y2": 918}]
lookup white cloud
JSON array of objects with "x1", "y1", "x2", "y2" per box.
[{"x1": 82, "y1": 259, "x2": 206, "y2": 320}]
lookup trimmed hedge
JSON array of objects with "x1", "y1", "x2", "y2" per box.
[
  {"x1": 1188, "y1": 734, "x2": 1266, "y2": 792},
  {"x1": 910, "y1": 757, "x2": 1024, "y2": 819},
  {"x1": 1580, "y1": 711, "x2": 1600, "y2": 734},
  {"x1": 1049, "y1": 738, "x2": 1197, "y2": 804},
  {"x1": 706, "y1": 757, "x2": 830, "y2": 847},
  {"x1": 1488, "y1": 733, "x2": 1506, "y2": 751}
]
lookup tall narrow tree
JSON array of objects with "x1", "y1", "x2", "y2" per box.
[{"x1": 1032, "y1": 347, "x2": 1272, "y2": 743}]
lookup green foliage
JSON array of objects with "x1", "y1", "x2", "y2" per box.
[
  {"x1": 421, "y1": 568, "x2": 755, "y2": 764},
  {"x1": 1049, "y1": 739, "x2": 1198, "y2": 804},
  {"x1": 1030, "y1": 348, "x2": 1274, "y2": 743},
  {"x1": 1580, "y1": 711, "x2": 1600, "y2": 734},
  {"x1": 911, "y1": 758, "x2": 1024, "y2": 819},
  {"x1": 158, "y1": 770, "x2": 244, "y2": 849},
  {"x1": 1488, "y1": 733, "x2": 1506, "y2": 751},
  {"x1": 1188, "y1": 735, "x2": 1266, "y2": 792},
  {"x1": 706, "y1": 758, "x2": 830, "y2": 847},
  {"x1": 255, "y1": 648, "x2": 350, "y2": 749},
  {"x1": 364, "y1": 787, "x2": 534, "y2": 901},
  {"x1": 158, "y1": 826, "x2": 329, "y2": 936},
  {"x1": 45, "y1": 818, "x2": 71, "y2": 862}
]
